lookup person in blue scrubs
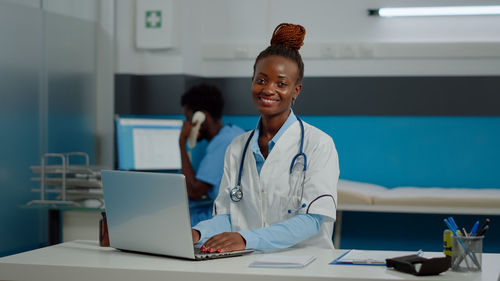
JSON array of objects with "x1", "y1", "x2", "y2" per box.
[{"x1": 179, "y1": 83, "x2": 244, "y2": 226}]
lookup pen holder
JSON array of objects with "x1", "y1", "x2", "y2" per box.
[{"x1": 451, "y1": 235, "x2": 483, "y2": 272}]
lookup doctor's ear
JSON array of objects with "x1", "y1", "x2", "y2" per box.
[
  {"x1": 295, "y1": 83, "x2": 302, "y2": 92},
  {"x1": 294, "y1": 83, "x2": 302, "y2": 97},
  {"x1": 292, "y1": 90, "x2": 301, "y2": 103}
]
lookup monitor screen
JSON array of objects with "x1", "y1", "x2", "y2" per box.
[{"x1": 116, "y1": 116, "x2": 183, "y2": 170}]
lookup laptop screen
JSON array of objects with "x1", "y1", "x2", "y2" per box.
[{"x1": 115, "y1": 115, "x2": 183, "y2": 170}]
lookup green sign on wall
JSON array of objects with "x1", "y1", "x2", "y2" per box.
[{"x1": 146, "y1": 10, "x2": 162, "y2": 28}]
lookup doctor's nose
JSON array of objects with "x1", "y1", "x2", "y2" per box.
[{"x1": 262, "y1": 83, "x2": 276, "y2": 95}]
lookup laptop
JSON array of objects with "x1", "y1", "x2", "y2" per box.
[{"x1": 101, "y1": 170, "x2": 254, "y2": 260}]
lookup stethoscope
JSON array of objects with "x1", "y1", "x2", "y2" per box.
[{"x1": 230, "y1": 118, "x2": 307, "y2": 213}]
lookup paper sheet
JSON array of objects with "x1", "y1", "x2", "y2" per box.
[
  {"x1": 249, "y1": 254, "x2": 316, "y2": 268},
  {"x1": 132, "y1": 128, "x2": 181, "y2": 170}
]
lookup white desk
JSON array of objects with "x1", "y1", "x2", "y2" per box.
[{"x1": 1, "y1": 240, "x2": 499, "y2": 281}]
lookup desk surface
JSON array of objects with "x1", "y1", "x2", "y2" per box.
[{"x1": 1, "y1": 240, "x2": 499, "y2": 281}]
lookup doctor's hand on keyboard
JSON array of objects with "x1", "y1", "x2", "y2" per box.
[
  {"x1": 201, "y1": 232, "x2": 246, "y2": 253},
  {"x1": 192, "y1": 229, "x2": 201, "y2": 244}
]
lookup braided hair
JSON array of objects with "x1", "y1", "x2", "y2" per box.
[{"x1": 253, "y1": 23, "x2": 306, "y2": 83}]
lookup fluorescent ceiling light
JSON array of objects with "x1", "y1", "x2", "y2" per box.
[{"x1": 369, "y1": 6, "x2": 500, "y2": 17}]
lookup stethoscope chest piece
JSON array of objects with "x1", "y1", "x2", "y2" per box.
[{"x1": 230, "y1": 186, "x2": 243, "y2": 202}]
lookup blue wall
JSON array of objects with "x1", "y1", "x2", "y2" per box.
[{"x1": 223, "y1": 115, "x2": 500, "y2": 189}]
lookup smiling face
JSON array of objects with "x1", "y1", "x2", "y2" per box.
[{"x1": 252, "y1": 55, "x2": 302, "y2": 119}]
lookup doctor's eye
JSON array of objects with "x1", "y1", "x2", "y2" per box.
[{"x1": 255, "y1": 78, "x2": 265, "y2": 84}]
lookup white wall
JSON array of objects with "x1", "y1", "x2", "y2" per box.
[
  {"x1": 116, "y1": 0, "x2": 500, "y2": 77},
  {"x1": 116, "y1": 0, "x2": 184, "y2": 74},
  {"x1": 43, "y1": 0, "x2": 98, "y2": 21}
]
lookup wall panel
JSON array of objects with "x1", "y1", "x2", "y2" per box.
[
  {"x1": 45, "y1": 11, "x2": 96, "y2": 158},
  {"x1": 115, "y1": 74, "x2": 500, "y2": 116},
  {"x1": 0, "y1": 1, "x2": 98, "y2": 257},
  {"x1": 0, "y1": 2, "x2": 44, "y2": 256}
]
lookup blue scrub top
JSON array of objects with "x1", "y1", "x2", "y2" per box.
[
  {"x1": 190, "y1": 124, "x2": 244, "y2": 225},
  {"x1": 196, "y1": 124, "x2": 245, "y2": 199}
]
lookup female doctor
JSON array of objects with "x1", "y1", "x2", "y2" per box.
[{"x1": 191, "y1": 23, "x2": 339, "y2": 252}]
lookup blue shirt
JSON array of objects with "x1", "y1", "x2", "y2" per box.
[
  {"x1": 251, "y1": 110, "x2": 297, "y2": 175},
  {"x1": 193, "y1": 112, "x2": 323, "y2": 250},
  {"x1": 190, "y1": 124, "x2": 244, "y2": 225},
  {"x1": 196, "y1": 124, "x2": 244, "y2": 199},
  {"x1": 194, "y1": 214, "x2": 322, "y2": 250}
]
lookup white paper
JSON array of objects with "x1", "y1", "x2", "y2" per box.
[
  {"x1": 132, "y1": 128, "x2": 181, "y2": 170},
  {"x1": 249, "y1": 255, "x2": 316, "y2": 268}
]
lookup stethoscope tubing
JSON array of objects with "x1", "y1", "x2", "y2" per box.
[
  {"x1": 236, "y1": 130, "x2": 255, "y2": 188},
  {"x1": 289, "y1": 117, "x2": 307, "y2": 174},
  {"x1": 230, "y1": 118, "x2": 306, "y2": 203}
]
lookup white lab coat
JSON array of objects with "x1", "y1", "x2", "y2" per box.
[{"x1": 214, "y1": 120, "x2": 339, "y2": 249}]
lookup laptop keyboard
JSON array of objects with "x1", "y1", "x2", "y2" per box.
[
  {"x1": 193, "y1": 247, "x2": 253, "y2": 260},
  {"x1": 194, "y1": 247, "x2": 232, "y2": 259}
]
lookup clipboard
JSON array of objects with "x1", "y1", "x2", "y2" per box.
[{"x1": 330, "y1": 250, "x2": 423, "y2": 266}]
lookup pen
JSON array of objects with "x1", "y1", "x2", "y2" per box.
[
  {"x1": 444, "y1": 218, "x2": 457, "y2": 235},
  {"x1": 470, "y1": 220, "x2": 480, "y2": 236},
  {"x1": 445, "y1": 217, "x2": 459, "y2": 234},
  {"x1": 477, "y1": 225, "x2": 489, "y2": 237},
  {"x1": 476, "y1": 218, "x2": 490, "y2": 237},
  {"x1": 448, "y1": 217, "x2": 460, "y2": 231}
]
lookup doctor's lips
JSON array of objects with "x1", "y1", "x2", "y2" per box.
[{"x1": 258, "y1": 96, "x2": 280, "y2": 106}]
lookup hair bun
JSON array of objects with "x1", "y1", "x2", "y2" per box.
[{"x1": 270, "y1": 23, "x2": 306, "y2": 51}]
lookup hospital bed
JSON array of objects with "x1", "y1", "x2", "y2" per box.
[
  {"x1": 334, "y1": 179, "x2": 500, "y2": 248},
  {"x1": 337, "y1": 179, "x2": 500, "y2": 215}
]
